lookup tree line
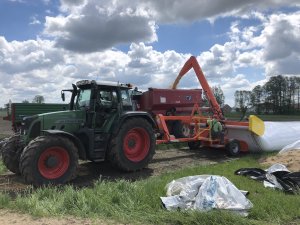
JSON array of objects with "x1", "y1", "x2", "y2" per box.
[{"x1": 235, "y1": 75, "x2": 300, "y2": 115}]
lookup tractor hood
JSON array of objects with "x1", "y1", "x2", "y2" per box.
[
  {"x1": 39, "y1": 110, "x2": 86, "y2": 132},
  {"x1": 23, "y1": 110, "x2": 86, "y2": 142}
]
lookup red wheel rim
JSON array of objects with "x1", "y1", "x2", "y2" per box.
[
  {"x1": 123, "y1": 128, "x2": 150, "y2": 162},
  {"x1": 38, "y1": 147, "x2": 70, "y2": 179}
]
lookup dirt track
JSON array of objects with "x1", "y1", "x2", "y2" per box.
[{"x1": 0, "y1": 148, "x2": 232, "y2": 194}]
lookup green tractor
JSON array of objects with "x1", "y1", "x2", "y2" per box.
[{"x1": 2, "y1": 80, "x2": 156, "y2": 186}]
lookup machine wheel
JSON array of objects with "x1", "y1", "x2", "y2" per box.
[
  {"x1": 2, "y1": 135, "x2": 24, "y2": 174},
  {"x1": 19, "y1": 136, "x2": 78, "y2": 186},
  {"x1": 172, "y1": 121, "x2": 191, "y2": 138},
  {"x1": 188, "y1": 141, "x2": 201, "y2": 150},
  {"x1": 226, "y1": 139, "x2": 241, "y2": 156},
  {"x1": 108, "y1": 118, "x2": 155, "y2": 171}
]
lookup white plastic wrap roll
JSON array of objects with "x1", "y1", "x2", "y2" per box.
[
  {"x1": 227, "y1": 121, "x2": 300, "y2": 152},
  {"x1": 255, "y1": 122, "x2": 300, "y2": 152}
]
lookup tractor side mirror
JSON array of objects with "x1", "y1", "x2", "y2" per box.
[{"x1": 61, "y1": 91, "x2": 65, "y2": 102}]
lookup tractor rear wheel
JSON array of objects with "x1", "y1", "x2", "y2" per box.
[
  {"x1": 19, "y1": 136, "x2": 78, "y2": 186},
  {"x1": 2, "y1": 134, "x2": 24, "y2": 174},
  {"x1": 108, "y1": 118, "x2": 155, "y2": 171}
]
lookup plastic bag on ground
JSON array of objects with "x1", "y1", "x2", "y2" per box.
[
  {"x1": 235, "y1": 164, "x2": 300, "y2": 194},
  {"x1": 160, "y1": 175, "x2": 252, "y2": 216}
]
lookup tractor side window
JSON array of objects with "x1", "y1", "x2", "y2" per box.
[
  {"x1": 121, "y1": 89, "x2": 133, "y2": 111},
  {"x1": 121, "y1": 90, "x2": 131, "y2": 106},
  {"x1": 100, "y1": 90, "x2": 112, "y2": 106},
  {"x1": 77, "y1": 89, "x2": 91, "y2": 108},
  {"x1": 98, "y1": 89, "x2": 118, "y2": 108}
]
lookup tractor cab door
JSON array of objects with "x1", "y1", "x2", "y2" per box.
[
  {"x1": 95, "y1": 88, "x2": 118, "y2": 130},
  {"x1": 90, "y1": 87, "x2": 119, "y2": 161}
]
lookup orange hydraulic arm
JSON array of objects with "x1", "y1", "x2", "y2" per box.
[{"x1": 172, "y1": 56, "x2": 225, "y2": 120}]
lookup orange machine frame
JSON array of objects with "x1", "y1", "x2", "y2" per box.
[{"x1": 155, "y1": 56, "x2": 250, "y2": 152}]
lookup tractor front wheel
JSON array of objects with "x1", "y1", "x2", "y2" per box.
[
  {"x1": 19, "y1": 136, "x2": 78, "y2": 186},
  {"x1": 108, "y1": 118, "x2": 155, "y2": 171},
  {"x1": 2, "y1": 134, "x2": 24, "y2": 174}
]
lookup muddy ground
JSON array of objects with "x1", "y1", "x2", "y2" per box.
[{"x1": 0, "y1": 148, "x2": 232, "y2": 193}]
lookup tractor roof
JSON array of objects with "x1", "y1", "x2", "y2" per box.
[{"x1": 76, "y1": 80, "x2": 132, "y2": 89}]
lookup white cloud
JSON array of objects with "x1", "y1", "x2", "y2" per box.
[
  {"x1": 29, "y1": 16, "x2": 41, "y2": 25},
  {"x1": 44, "y1": 0, "x2": 157, "y2": 52},
  {"x1": 1, "y1": 1, "x2": 300, "y2": 108},
  {"x1": 0, "y1": 37, "x2": 188, "y2": 106},
  {"x1": 142, "y1": 0, "x2": 300, "y2": 23},
  {"x1": 246, "y1": 11, "x2": 300, "y2": 76},
  {"x1": 8, "y1": 0, "x2": 26, "y2": 3}
]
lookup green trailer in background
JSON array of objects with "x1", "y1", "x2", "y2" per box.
[{"x1": 3, "y1": 103, "x2": 68, "y2": 132}]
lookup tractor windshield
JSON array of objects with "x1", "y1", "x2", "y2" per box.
[{"x1": 76, "y1": 89, "x2": 91, "y2": 109}]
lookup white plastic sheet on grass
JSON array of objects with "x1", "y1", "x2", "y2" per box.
[
  {"x1": 227, "y1": 121, "x2": 300, "y2": 152},
  {"x1": 160, "y1": 175, "x2": 253, "y2": 216}
]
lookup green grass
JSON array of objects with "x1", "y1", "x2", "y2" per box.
[
  {"x1": 0, "y1": 161, "x2": 7, "y2": 174},
  {"x1": 0, "y1": 156, "x2": 299, "y2": 225}
]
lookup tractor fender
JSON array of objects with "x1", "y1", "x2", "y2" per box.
[
  {"x1": 114, "y1": 112, "x2": 157, "y2": 134},
  {"x1": 42, "y1": 130, "x2": 86, "y2": 160}
]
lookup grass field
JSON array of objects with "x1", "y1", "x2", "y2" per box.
[{"x1": 0, "y1": 155, "x2": 299, "y2": 225}]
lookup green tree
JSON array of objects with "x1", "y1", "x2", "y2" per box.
[
  {"x1": 264, "y1": 75, "x2": 286, "y2": 114},
  {"x1": 212, "y1": 86, "x2": 225, "y2": 107},
  {"x1": 250, "y1": 85, "x2": 264, "y2": 114},
  {"x1": 234, "y1": 90, "x2": 251, "y2": 119},
  {"x1": 32, "y1": 95, "x2": 45, "y2": 104},
  {"x1": 202, "y1": 86, "x2": 225, "y2": 107}
]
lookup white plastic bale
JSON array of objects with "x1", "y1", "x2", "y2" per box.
[
  {"x1": 227, "y1": 121, "x2": 300, "y2": 152},
  {"x1": 255, "y1": 122, "x2": 300, "y2": 152}
]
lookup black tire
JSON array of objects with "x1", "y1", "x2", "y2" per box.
[
  {"x1": 226, "y1": 139, "x2": 241, "y2": 156},
  {"x1": 19, "y1": 136, "x2": 78, "y2": 186},
  {"x1": 172, "y1": 121, "x2": 191, "y2": 138},
  {"x1": 188, "y1": 141, "x2": 201, "y2": 150},
  {"x1": 108, "y1": 118, "x2": 155, "y2": 171},
  {"x1": 2, "y1": 135, "x2": 24, "y2": 174}
]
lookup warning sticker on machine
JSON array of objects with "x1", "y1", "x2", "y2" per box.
[{"x1": 160, "y1": 97, "x2": 166, "y2": 103}]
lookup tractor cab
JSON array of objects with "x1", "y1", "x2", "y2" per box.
[{"x1": 61, "y1": 80, "x2": 135, "y2": 130}]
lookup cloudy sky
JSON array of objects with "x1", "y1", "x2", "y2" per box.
[{"x1": 0, "y1": 0, "x2": 299, "y2": 107}]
